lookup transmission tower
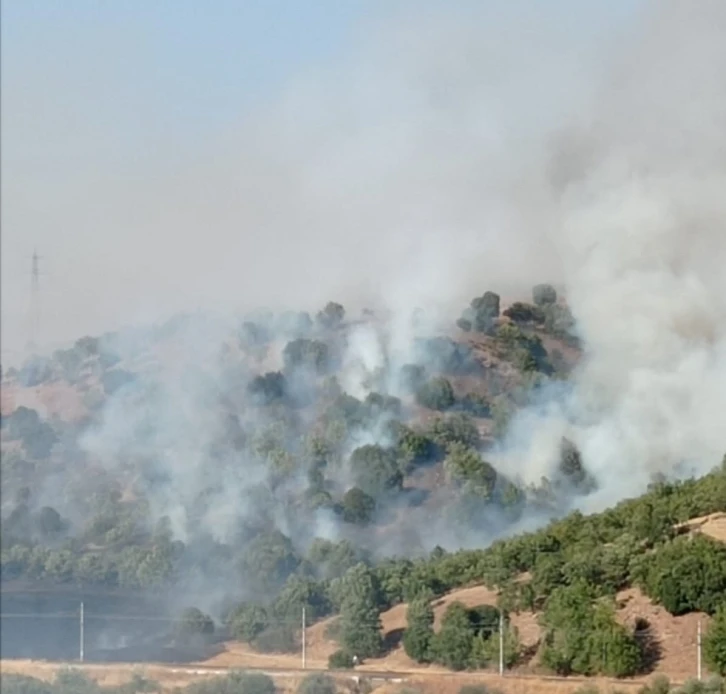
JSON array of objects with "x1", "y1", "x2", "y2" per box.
[{"x1": 28, "y1": 249, "x2": 42, "y2": 352}]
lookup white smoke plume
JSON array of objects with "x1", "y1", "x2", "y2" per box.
[
  {"x1": 6, "y1": 0, "x2": 726, "y2": 583},
  {"x1": 497, "y1": 0, "x2": 726, "y2": 504}
]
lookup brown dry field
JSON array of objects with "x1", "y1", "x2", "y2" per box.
[
  {"x1": 201, "y1": 582, "x2": 708, "y2": 681},
  {"x1": 0, "y1": 659, "x2": 681, "y2": 694},
  {"x1": 3, "y1": 581, "x2": 711, "y2": 690}
]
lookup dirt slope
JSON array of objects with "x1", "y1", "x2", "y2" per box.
[
  {"x1": 203, "y1": 580, "x2": 715, "y2": 681},
  {"x1": 675, "y1": 512, "x2": 726, "y2": 544}
]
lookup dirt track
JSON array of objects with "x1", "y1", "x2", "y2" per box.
[{"x1": 0, "y1": 658, "x2": 690, "y2": 694}]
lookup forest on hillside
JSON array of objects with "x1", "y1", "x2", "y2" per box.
[{"x1": 2, "y1": 285, "x2": 726, "y2": 679}]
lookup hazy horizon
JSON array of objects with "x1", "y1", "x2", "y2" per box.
[{"x1": 1, "y1": 0, "x2": 645, "y2": 365}]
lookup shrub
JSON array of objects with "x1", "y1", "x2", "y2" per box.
[
  {"x1": 297, "y1": 673, "x2": 336, "y2": 694},
  {"x1": 459, "y1": 686, "x2": 503, "y2": 694},
  {"x1": 182, "y1": 671, "x2": 275, "y2": 694},
  {"x1": 328, "y1": 648, "x2": 355, "y2": 669}
]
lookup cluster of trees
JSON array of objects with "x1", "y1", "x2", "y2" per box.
[
  {"x1": 216, "y1": 462, "x2": 726, "y2": 676},
  {"x1": 403, "y1": 596, "x2": 517, "y2": 672},
  {"x1": 4, "y1": 291, "x2": 726, "y2": 680},
  {"x1": 456, "y1": 284, "x2": 578, "y2": 351}
]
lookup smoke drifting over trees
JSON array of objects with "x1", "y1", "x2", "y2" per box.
[{"x1": 2, "y1": 0, "x2": 726, "y2": 677}]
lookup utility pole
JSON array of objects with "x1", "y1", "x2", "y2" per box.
[
  {"x1": 79, "y1": 601, "x2": 85, "y2": 663},
  {"x1": 499, "y1": 610, "x2": 504, "y2": 676},
  {"x1": 302, "y1": 607, "x2": 306, "y2": 670},
  {"x1": 28, "y1": 249, "x2": 42, "y2": 352},
  {"x1": 697, "y1": 620, "x2": 702, "y2": 681}
]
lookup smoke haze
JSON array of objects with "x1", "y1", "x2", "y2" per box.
[
  {"x1": 3, "y1": 0, "x2": 726, "y2": 632},
  {"x1": 2, "y1": 0, "x2": 640, "y2": 360}
]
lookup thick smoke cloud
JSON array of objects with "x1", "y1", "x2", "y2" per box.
[
  {"x1": 5, "y1": 0, "x2": 726, "y2": 625},
  {"x1": 497, "y1": 0, "x2": 726, "y2": 505}
]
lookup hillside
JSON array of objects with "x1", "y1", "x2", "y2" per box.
[{"x1": 2, "y1": 289, "x2": 726, "y2": 685}]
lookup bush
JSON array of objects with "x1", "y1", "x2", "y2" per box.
[
  {"x1": 459, "y1": 686, "x2": 503, "y2": 694},
  {"x1": 328, "y1": 648, "x2": 355, "y2": 669},
  {"x1": 182, "y1": 671, "x2": 275, "y2": 694},
  {"x1": 297, "y1": 673, "x2": 336, "y2": 694}
]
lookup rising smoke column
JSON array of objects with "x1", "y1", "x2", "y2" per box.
[{"x1": 498, "y1": 0, "x2": 726, "y2": 506}]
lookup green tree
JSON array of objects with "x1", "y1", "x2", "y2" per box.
[
  {"x1": 349, "y1": 444, "x2": 403, "y2": 496},
  {"x1": 403, "y1": 594, "x2": 435, "y2": 663},
  {"x1": 460, "y1": 291, "x2": 501, "y2": 333},
  {"x1": 444, "y1": 443, "x2": 498, "y2": 498},
  {"x1": 503, "y1": 302, "x2": 545, "y2": 324},
  {"x1": 328, "y1": 649, "x2": 355, "y2": 669},
  {"x1": 340, "y1": 487, "x2": 376, "y2": 525},
  {"x1": 704, "y1": 604, "x2": 726, "y2": 676},
  {"x1": 338, "y1": 564, "x2": 383, "y2": 659},
  {"x1": 431, "y1": 602, "x2": 475, "y2": 671},
  {"x1": 282, "y1": 338, "x2": 330, "y2": 373},
  {"x1": 316, "y1": 301, "x2": 345, "y2": 329},
  {"x1": 415, "y1": 377, "x2": 456, "y2": 411},
  {"x1": 428, "y1": 413, "x2": 481, "y2": 450},
  {"x1": 226, "y1": 603, "x2": 269, "y2": 642},
  {"x1": 533, "y1": 283, "x2": 558, "y2": 306},
  {"x1": 174, "y1": 607, "x2": 214, "y2": 643}
]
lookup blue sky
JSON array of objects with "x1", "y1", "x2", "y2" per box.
[{"x1": 1, "y1": 0, "x2": 648, "y2": 361}]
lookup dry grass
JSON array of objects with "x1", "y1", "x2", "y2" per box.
[
  {"x1": 674, "y1": 512, "x2": 726, "y2": 544},
  {"x1": 615, "y1": 587, "x2": 709, "y2": 681},
  {"x1": 1, "y1": 659, "x2": 676, "y2": 694},
  {"x1": 0, "y1": 381, "x2": 88, "y2": 421}
]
